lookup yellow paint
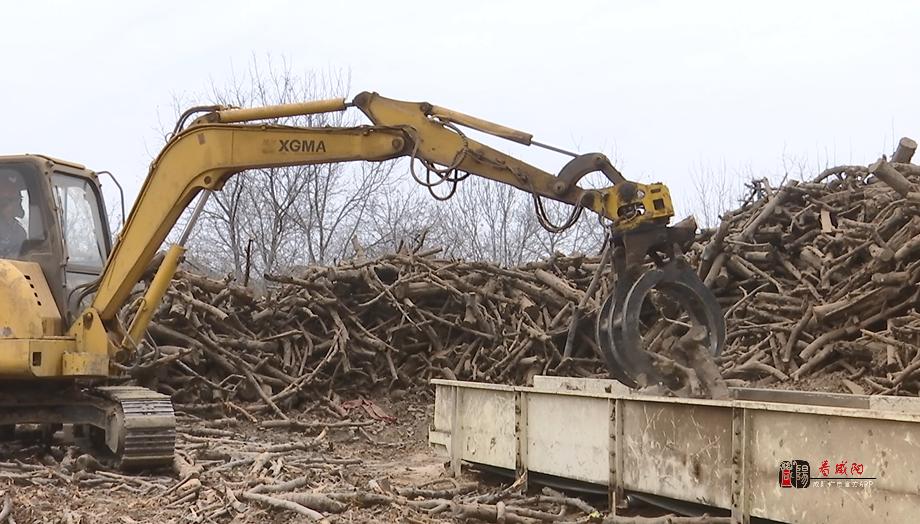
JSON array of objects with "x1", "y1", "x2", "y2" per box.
[
  {"x1": 62, "y1": 351, "x2": 109, "y2": 377},
  {"x1": 602, "y1": 182, "x2": 675, "y2": 230},
  {"x1": 428, "y1": 104, "x2": 534, "y2": 145},
  {"x1": 0, "y1": 338, "x2": 74, "y2": 377},
  {"x1": 127, "y1": 243, "x2": 184, "y2": 345},
  {"x1": 87, "y1": 125, "x2": 409, "y2": 322},
  {"x1": 67, "y1": 308, "x2": 112, "y2": 356},
  {"x1": 0, "y1": 260, "x2": 61, "y2": 338},
  {"x1": 211, "y1": 97, "x2": 347, "y2": 123}
]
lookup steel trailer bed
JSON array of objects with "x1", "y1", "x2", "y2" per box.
[{"x1": 429, "y1": 376, "x2": 920, "y2": 523}]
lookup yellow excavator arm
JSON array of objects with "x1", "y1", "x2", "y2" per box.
[{"x1": 67, "y1": 91, "x2": 700, "y2": 381}]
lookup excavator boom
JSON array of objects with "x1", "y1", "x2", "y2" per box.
[{"x1": 90, "y1": 125, "x2": 411, "y2": 322}]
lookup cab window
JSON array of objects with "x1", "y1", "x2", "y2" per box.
[
  {"x1": 52, "y1": 174, "x2": 108, "y2": 269},
  {"x1": 0, "y1": 166, "x2": 43, "y2": 260}
]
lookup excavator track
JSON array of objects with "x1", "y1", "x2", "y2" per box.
[{"x1": 91, "y1": 386, "x2": 176, "y2": 469}]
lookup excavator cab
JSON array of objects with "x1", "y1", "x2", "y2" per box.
[{"x1": 0, "y1": 155, "x2": 112, "y2": 324}]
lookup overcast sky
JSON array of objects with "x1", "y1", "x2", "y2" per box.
[{"x1": 2, "y1": 1, "x2": 918, "y2": 224}]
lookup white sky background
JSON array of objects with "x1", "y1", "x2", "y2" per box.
[{"x1": 1, "y1": 0, "x2": 918, "y2": 229}]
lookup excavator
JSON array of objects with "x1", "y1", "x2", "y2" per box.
[{"x1": 0, "y1": 92, "x2": 723, "y2": 468}]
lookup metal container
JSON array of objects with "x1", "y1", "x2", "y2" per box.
[{"x1": 430, "y1": 376, "x2": 920, "y2": 523}]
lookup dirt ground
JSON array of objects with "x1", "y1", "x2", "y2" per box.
[
  {"x1": 0, "y1": 386, "x2": 709, "y2": 524},
  {"x1": 0, "y1": 391, "x2": 466, "y2": 523},
  {"x1": 0, "y1": 387, "x2": 635, "y2": 524}
]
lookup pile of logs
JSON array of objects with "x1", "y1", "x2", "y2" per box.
[
  {"x1": 693, "y1": 138, "x2": 920, "y2": 394},
  {"x1": 141, "y1": 251, "x2": 614, "y2": 412},
  {"x1": 139, "y1": 138, "x2": 920, "y2": 405}
]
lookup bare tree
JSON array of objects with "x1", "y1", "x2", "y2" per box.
[
  {"x1": 681, "y1": 161, "x2": 744, "y2": 229},
  {"x1": 293, "y1": 160, "x2": 394, "y2": 264},
  {"x1": 166, "y1": 56, "x2": 617, "y2": 273},
  {"x1": 531, "y1": 203, "x2": 606, "y2": 256},
  {"x1": 432, "y1": 176, "x2": 605, "y2": 265},
  {"x1": 175, "y1": 56, "x2": 396, "y2": 276},
  {"x1": 357, "y1": 180, "x2": 444, "y2": 256}
]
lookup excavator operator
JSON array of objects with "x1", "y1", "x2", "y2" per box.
[{"x1": 0, "y1": 175, "x2": 26, "y2": 258}]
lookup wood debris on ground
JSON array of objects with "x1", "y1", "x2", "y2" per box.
[{"x1": 0, "y1": 402, "x2": 728, "y2": 523}]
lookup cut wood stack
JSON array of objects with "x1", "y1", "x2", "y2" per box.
[
  {"x1": 141, "y1": 251, "x2": 614, "y2": 414},
  {"x1": 691, "y1": 138, "x2": 920, "y2": 394},
  {"x1": 139, "y1": 137, "x2": 920, "y2": 410}
]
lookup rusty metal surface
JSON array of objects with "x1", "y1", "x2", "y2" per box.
[{"x1": 430, "y1": 376, "x2": 920, "y2": 524}]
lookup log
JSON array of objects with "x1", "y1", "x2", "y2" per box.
[
  {"x1": 703, "y1": 252, "x2": 728, "y2": 288},
  {"x1": 892, "y1": 137, "x2": 917, "y2": 164},
  {"x1": 699, "y1": 212, "x2": 734, "y2": 278},
  {"x1": 895, "y1": 235, "x2": 920, "y2": 262},
  {"x1": 868, "y1": 156, "x2": 914, "y2": 197},
  {"x1": 563, "y1": 243, "x2": 611, "y2": 358},
  {"x1": 0, "y1": 493, "x2": 11, "y2": 522},
  {"x1": 872, "y1": 271, "x2": 909, "y2": 286},
  {"x1": 277, "y1": 493, "x2": 346, "y2": 514},
  {"x1": 740, "y1": 182, "x2": 798, "y2": 241},
  {"x1": 724, "y1": 255, "x2": 756, "y2": 281},
  {"x1": 241, "y1": 491, "x2": 329, "y2": 522},
  {"x1": 534, "y1": 269, "x2": 584, "y2": 303}
]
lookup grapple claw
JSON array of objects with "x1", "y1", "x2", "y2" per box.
[{"x1": 596, "y1": 257, "x2": 725, "y2": 389}]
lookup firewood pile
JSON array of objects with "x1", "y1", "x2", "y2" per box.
[
  {"x1": 137, "y1": 139, "x2": 920, "y2": 405},
  {"x1": 139, "y1": 250, "x2": 613, "y2": 414},
  {"x1": 693, "y1": 139, "x2": 920, "y2": 394}
]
